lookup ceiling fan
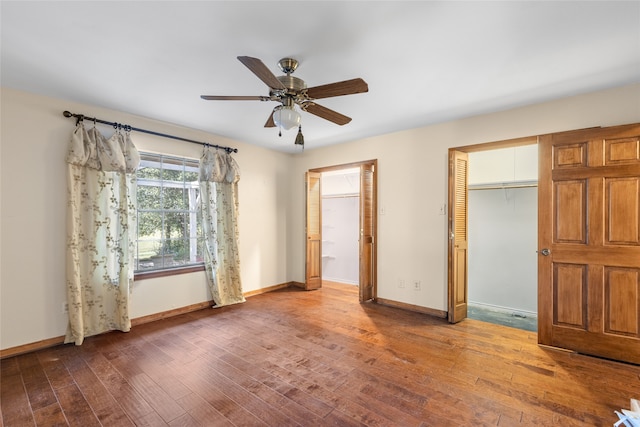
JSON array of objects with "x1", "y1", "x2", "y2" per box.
[{"x1": 201, "y1": 56, "x2": 369, "y2": 144}]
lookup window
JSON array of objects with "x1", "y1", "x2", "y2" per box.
[{"x1": 135, "y1": 152, "x2": 203, "y2": 273}]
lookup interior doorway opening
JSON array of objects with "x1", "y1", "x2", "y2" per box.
[
  {"x1": 466, "y1": 146, "x2": 538, "y2": 332},
  {"x1": 306, "y1": 160, "x2": 377, "y2": 302},
  {"x1": 448, "y1": 136, "x2": 537, "y2": 327},
  {"x1": 321, "y1": 168, "x2": 360, "y2": 287}
]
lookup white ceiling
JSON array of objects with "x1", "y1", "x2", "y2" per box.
[{"x1": 2, "y1": 1, "x2": 639, "y2": 153}]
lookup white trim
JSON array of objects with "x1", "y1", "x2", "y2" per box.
[{"x1": 468, "y1": 301, "x2": 537, "y2": 318}]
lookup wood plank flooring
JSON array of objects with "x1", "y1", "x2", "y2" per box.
[{"x1": 2, "y1": 282, "x2": 639, "y2": 426}]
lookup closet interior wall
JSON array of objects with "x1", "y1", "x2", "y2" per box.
[
  {"x1": 467, "y1": 145, "x2": 538, "y2": 316},
  {"x1": 321, "y1": 169, "x2": 360, "y2": 285}
]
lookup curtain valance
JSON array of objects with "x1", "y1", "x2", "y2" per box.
[
  {"x1": 199, "y1": 149, "x2": 240, "y2": 183},
  {"x1": 66, "y1": 124, "x2": 140, "y2": 172}
]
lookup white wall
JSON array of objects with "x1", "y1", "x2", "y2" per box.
[
  {"x1": 288, "y1": 84, "x2": 640, "y2": 312},
  {"x1": 468, "y1": 187, "x2": 538, "y2": 313},
  {"x1": 469, "y1": 144, "x2": 538, "y2": 185},
  {"x1": 0, "y1": 87, "x2": 292, "y2": 350},
  {"x1": 322, "y1": 196, "x2": 359, "y2": 284}
]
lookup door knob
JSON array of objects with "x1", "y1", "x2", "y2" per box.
[{"x1": 539, "y1": 248, "x2": 550, "y2": 256}]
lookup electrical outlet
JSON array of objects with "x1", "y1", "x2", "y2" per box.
[
  {"x1": 398, "y1": 279, "x2": 405, "y2": 288},
  {"x1": 62, "y1": 302, "x2": 68, "y2": 314},
  {"x1": 413, "y1": 280, "x2": 421, "y2": 291}
]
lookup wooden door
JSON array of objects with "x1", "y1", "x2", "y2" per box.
[
  {"x1": 538, "y1": 124, "x2": 640, "y2": 364},
  {"x1": 448, "y1": 150, "x2": 469, "y2": 323},
  {"x1": 305, "y1": 171, "x2": 322, "y2": 290},
  {"x1": 359, "y1": 163, "x2": 376, "y2": 302}
]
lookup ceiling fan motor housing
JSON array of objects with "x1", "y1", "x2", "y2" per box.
[
  {"x1": 273, "y1": 75, "x2": 308, "y2": 106},
  {"x1": 277, "y1": 75, "x2": 307, "y2": 92}
]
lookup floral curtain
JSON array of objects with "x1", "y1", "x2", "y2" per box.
[
  {"x1": 199, "y1": 148, "x2": 244, "y2": 307},
  {"x1": 65, "y1": 121, "x2": 140, "y2": 345}
]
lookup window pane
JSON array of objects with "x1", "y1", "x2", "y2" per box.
[
  {"x1": 138, "y1": 212, "x2": 162, "y2": 239},
  {"x1": 137, "y1": 185, "x2": 161, "y2": 210},
  {"x1": 137, "y1": 238, "x2": 161, "y2": 270},
  {"x1": 137, "y1": 158, "x2": 162, "y2": 180},
  {"x1": 196, "y1": 238, "x2": 205, "y2": 262},
  {"x1": 151, "y1": 239, "x2": 175, "y2": 269},
  {"x1": 162, "y1": 158, "x2": 185, "y2": 182},
  {"x1": 135, "y1": 152, "x2": 203, "y2": 273},
  {"x1": 164, "y1": 212, "x2": 187, "y2": 239},
  {"x1": 184, "y1": 170, "x2": 199, "y2": 183},
  {"x1": 163, "y1": 187, "x2": 188, "y2": 210},
  {"x1": 171, "y1": 238, "x2": 190, "y2": 264}
]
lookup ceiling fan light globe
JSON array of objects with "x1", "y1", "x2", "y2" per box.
[{"x1": 274, "y1": 106, "x2": 301, "y2": 130}]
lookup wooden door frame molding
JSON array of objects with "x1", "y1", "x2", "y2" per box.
[
  {"x1": 309, "y1": 159, "x2": 378, "y2": 174},
  {"x1": 308, "y1": 159, "x2": 378, "y2": 302},
  {"x1": 447, "y1": 136, "x2": 538, "y2": 323}
]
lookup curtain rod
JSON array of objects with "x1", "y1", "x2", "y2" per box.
[{"x1": 63, "y1": 110, "x2": 238, "y2": 154}]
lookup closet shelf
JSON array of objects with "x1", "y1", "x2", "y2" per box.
[{"x1": 468, "y1": 180, "x2": 538, "y2": 191}]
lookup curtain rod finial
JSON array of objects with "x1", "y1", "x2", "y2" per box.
[{"x1": 63, "y1": 111, "x2": 73, "y2": 118}]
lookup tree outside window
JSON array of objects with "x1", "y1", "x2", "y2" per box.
[{"x1": 135, "y1": 153, "x2": 203, "y2": 272}]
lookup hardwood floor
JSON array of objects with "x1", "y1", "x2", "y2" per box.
[{"x1": 2, "y1": 282, "x2": 639, "y2": 426}]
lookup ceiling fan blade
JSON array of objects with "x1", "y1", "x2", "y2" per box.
[
  {"x1": 305, "y1": 78, "x2": 368, "y2": 100},
  {"x1": 237, "y1": 56, "x2": 286, "y2": 90},
  {"x1": 200, "y1": 95, "x2": 268, "y2": 101},
  {"x1": 264, "y1": 110, "x2": 276, "y2": 128},
  {"x1": 303, "y1": 103, "x2": 352, "y2": 126}
]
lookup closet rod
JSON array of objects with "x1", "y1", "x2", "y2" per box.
[{"x1": 63, "y1": 110, "x2": 238, "y2": 154}]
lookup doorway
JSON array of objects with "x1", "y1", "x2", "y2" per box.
[
  {"x1": 321, "y1": 168, "x2": 360, "y2": 286},
  {"x1": 305, "y1": 160, "x2": 377, "y2": 303},
  {"x1": 447, "y1": 136, "x2": 537, "y2": 324},
  {"x1": 466, "y1": 145, "x2": 538, "y2": 331}
]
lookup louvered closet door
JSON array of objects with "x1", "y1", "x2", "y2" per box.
[
  {"x1": 359, "y1": 163, "x2": 375, "y2": 302},
  {"x1": 305, "y1": 171, "x2": 322, "y2": 290},
  {"x1": 538, "y1": 124, "x2": 640, "y2": 364},
  {"x1": 448, "y1": 150, "x2": 469, "y2": 323}
]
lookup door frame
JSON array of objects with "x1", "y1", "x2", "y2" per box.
[
  {"x1": 308, "y1": 159, "x2": 378, "y2": 302},
  {"x1": 447, "y1": 136, "x2": 538, "y2": 322}
]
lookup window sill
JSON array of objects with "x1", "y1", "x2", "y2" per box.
[{"x1": 134, "y1": 264, "x2": 205, "y2": 281}]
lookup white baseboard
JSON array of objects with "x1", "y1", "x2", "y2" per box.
[{"x1": 468, "y1": 301, "x2": 537, "y2": 318}]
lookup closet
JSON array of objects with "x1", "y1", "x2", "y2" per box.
[
  {"x1": 467, "y1": 145, "x2": 538, "y2": 325},
  {"x1": 321, "y1": 168, "x2": 360, "y2": 285}
]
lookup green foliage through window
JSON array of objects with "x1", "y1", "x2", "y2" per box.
[{"x1": 135, "y1": 153, "x2": 203, "y2": 272}]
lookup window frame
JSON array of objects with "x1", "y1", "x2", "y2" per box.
[{"x1": 134, "y1": 152, "x2": 205, "y2": 280}]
